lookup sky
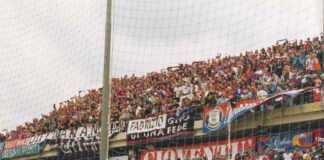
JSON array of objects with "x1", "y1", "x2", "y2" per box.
[{"x1": 0, "y1": 0, "x2": 322, "y2": 131}]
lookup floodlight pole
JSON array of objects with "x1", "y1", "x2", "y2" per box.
[{"x1": 100, "y1": 0, "x2": 113, "y2": 160}]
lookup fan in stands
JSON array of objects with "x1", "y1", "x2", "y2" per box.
[{"x1": 2, "y1": 35, "x2": 324, "y2": 142}]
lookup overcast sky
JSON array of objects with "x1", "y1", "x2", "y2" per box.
[{"x1": 0, "y1": 0, "x2": 322, "y2": 131}]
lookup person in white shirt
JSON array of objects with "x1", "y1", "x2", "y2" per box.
[
  {"x1": 257, "y1": 87, "x2": 268, "y2": 99},
  {"x1": 283, "y1": 151, "x2": 292, "y2": 160},
  {"x1": 178, "y1": 83, "x2": 193, "y2": 106},
  {"x1": 135, "y1": 106, "x2": 142, "y2": 117}
]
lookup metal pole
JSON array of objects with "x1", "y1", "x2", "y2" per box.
[{"x1": 100, "y1": 0, "x2": 113, "y2": 159}]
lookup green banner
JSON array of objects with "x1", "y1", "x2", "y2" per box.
[{"x1": 0, "y1": 143, "x2": 45, "y2": 160}]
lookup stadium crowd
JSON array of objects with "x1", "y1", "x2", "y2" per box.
[
  {"x1": 202, "y1": 145, "x2": 324, "y2": 160},
  {"x1": 234, "y1": 145, "x2": 324, "y2": 160},
  {"x1": 2, "y1": 35, "x2": 324, "y2": 141}
]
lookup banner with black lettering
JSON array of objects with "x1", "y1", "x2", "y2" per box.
[
  {"x1": 56, "y1": 127, "x2": 100, "y2": 154},
  {"x1": 111, "y1": 120, "x2": 128, "y2": 136},
  {"x1": 127, "y1": 114, "x2": 167, "y2": 134},
  {"x1": 55, "y1": 121, "x2": 127, "y2": 154},
  {"x1": 127, "y1": 108, "x2": 194, "y2": 144}
]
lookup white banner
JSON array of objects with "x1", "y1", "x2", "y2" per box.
[
  {"x1": 110, "y1": 156, "x2": 128, "y2": 160},
  {"x1": 127, "y1": 114, "x2": 167, "y2": 134},
  {"x1": 55, "y1": 127, "x2": 99, "y2": 140}
]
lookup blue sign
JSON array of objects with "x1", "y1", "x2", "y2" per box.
[
  {"x1": 0, "y1": 142, "x2": 4, "y2": 159},
  {"x1": 264, "y1": 132, "x2": 293, "y2": 151},
  {"x1": 1, "y1": 143, "x2": 45, "y2": 160}
]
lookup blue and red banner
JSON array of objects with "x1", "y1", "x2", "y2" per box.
[
  {"x1": 203, "y1": 88, "x2": 319, "y2": 133},
  {"x1": 203, "y1": 99, "x2": 260, "y2": 133}
]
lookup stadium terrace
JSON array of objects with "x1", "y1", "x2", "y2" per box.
[
  {"x1": 0, "y1": 35, "x2": 324, "y2": 160},
  {"x1": 3, "y1": 36, "x2": 323, "y2": 141}
]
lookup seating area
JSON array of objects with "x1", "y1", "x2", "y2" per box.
[{"x1": 3, "y1": 36, "x2": 324, "y2": 141}]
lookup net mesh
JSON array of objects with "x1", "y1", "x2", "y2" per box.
[
  {"x1": 112, "y1": 0, "x2": 322, "y2": 76},
  {"x1": 0, "y1": 0, "x2": 323, "y2": 160},
  {"x1": 0, "y1": 0, "x2": 106, "y2": 131}
]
